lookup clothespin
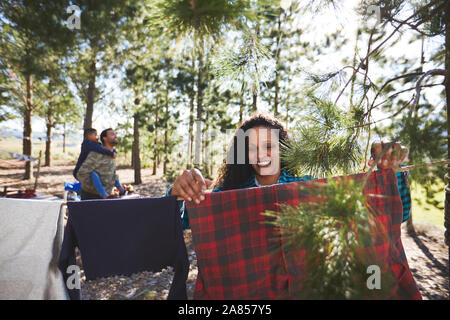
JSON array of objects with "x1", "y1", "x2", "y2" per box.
[{"x1": 62, "y1": 192, "x2": 69, "y2": 218}]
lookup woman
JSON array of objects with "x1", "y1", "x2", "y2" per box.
[{"x1": 166, "y1": 113, "x2": 410, "y2": 229}]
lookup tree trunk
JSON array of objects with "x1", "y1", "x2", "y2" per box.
[
  {"x1": 239, "y1": 94, "x2": 244, "y2": 124},
  {"x1": 407, "y1": 36, "x2": 428, "y2": 234},
  {"x1": 187, "y1": 93, "x2": 195, "y2": 170},
  {"x1": 45, "y1": 104, "x2": 53, "y2": 167},
  {"x1": 251, "y1": 24, "x2": 260, "y2": 113},
  {"x1": 204, "y1": 107, "x2": 210, "y2": 176},
  {"x1": 23, "y1": 74, "x2": 33, "y2": 180},
  {"x1": 239, "y1": 81, "x2": 245, "y2": 124},
  {"x1": 132, "y1": 112, "x2": 142, "y2": 184},
  {"x1": 286, "y1": 105, "x2": 289, "y2": 130},
  {"x1": 195, "y1": 38, "x2": 205, "y2": 168},
  {"x1": 153, "y1": 102, "x2": 159, "y2": 176},
  {"x1": 45, "y1": 124, "x2": 52, "y2": 167},
  {"x1": 407, "y1": 115, "x2": 419, "y2": 235},
  {"x1": 197, "y1": 41, "x2": 204, "y2": 120},
  {"x1": 163, "y1": 86, "x2": 170, "y2": 175},
  {"x1": 63, "y1": 122, "x2": 66, "y2": 153},
  {"x1": 274, "y1": 14, "x2": 281, "y2": 117},
  {"x1": 164, "y1": 130, "x2": 168, "y2": 174},
  {"x1": 84, "y1": 56, "x2": 96, "y2": 130},
  {"x1": 443, "y1": 0, "x2": 450, "y2": 289}
]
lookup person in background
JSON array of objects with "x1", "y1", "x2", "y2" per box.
[
  {"x1": 73, "y1": 128, "x2": 117, "y2": 180},
  {"x1": 77, "y1": 128, "x2": 126, "y2": 200}
]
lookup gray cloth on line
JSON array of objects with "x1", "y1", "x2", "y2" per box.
[{"x1": 0, "y1": 198, "x2": 68, "y2": 300}]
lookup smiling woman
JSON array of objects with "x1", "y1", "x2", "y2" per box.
[
  {"x1": 215, "y1": 113, "x2": 293, "y2": 190},
  {"x1": 166, "y1": 113, "x2": 315, "y2": 229},
  {"x1": 167, "y1": 113, "x2": 414, "y2": 230}
]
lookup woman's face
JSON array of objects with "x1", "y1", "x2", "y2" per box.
[{"x1": 247, "y1": 126, "x2": 280, "y2": 177}]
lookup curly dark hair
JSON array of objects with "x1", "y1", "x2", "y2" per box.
[{"x1": 215, "y1": 113, "x2": 290, "y2": 191}]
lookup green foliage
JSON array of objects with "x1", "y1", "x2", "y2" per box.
[
  {"x1": 211, "y1": 29, "x2": 273, "y2": 96},
  {"x1": 150, "y1": 0, "x2": 250, "y2": 39},
  {"x1": 66, "y1": 0, "x2": 139, "y2": 128},
  {"x1": 0, "y1": 1, "x2": 74, "y2": 78},
  {"x1": 376, "y1": 101, "x2": 447, "y2": 206},
  {"x1": 0, "y1": 106, "x2": 16, "y2": 122},
  {"x1": 0, "y1": 0, "x2": 74, "y2": 111},
  {"x1": 282, "y1": 97, "x2": 363, "y2": 177},
  {"x1": 163, "y1": 164, "x2": 181, "y2": 184},
  {"x1": 264, "y1": 177, "x2": 396, "y2": 299},
  {"x1": 412, "y1": 0, "x2": 447, "y2": 36},
  {"x1": 114, "y1": 121, "x2": 134, "y2": 155}
]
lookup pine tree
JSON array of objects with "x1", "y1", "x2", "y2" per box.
[
  {"x1": 36, "y1": 54, "x2": 81, "y2": 167},
  {"x1": 265, "y1": 0, "x2": 448, "y2": 298},
  {"x1": 0, "y1": 0, "x2": 74, "y2": 179},
  {"x1": 149, "y1": 0, "x2": 251, "y2": 170},
  {"x1": 67, "y1": 0, "x2": 138, "y2": 130},
  {"x1": 171, "y1": 54, "x2": 197, "y2": 169}
]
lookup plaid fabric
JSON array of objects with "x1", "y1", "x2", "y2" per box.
[
  {"x1": 170, "y1": 169, "x2": 411, "y2": 230},
  {"x1": 186, "y1": 169, "x2": 421, "y2": 300},
  {"x1": 174, "y1": 170, "x2": 314, "y2": 229},
  {"x1": 212, "y1": 170, "x2": 314, "y2": 192}
]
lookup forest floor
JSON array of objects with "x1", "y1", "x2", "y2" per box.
[{"x1": 0, "y1": 160, "x2": 448, "y2": 300}]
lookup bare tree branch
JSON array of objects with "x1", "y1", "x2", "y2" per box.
[
  {"x1": 367, "y1": 72, "x2": 424, "y2": 115},
  {"x1": 372, "y1": 82, "x2": 443, "y2": 109},
  {"x1": 410, "y1": 69, "x2": 446, "y2": 113},
  {"x1": 335, "y1": 0, "x2": 445, "y2": 105}
]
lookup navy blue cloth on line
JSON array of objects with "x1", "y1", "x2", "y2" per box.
[{"x1": 58, "y1": 196, "x2": 189, "y2": 300}]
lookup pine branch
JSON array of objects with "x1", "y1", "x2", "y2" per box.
[
  {"x1": 335, "y1": 0, "x2": 445, "y2": 105},
  {"x1": 282, "y1": 98, "x2": 362, "y2": 177},
  {"x1": 264, "y1": 177, "x2": 396, "y2": 299}
]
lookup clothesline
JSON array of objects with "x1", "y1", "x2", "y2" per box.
[
  {"x1": 0, "y1": 151, "x2": 37, "y2": 162},
  {"x1": 394, "y1": 159, "x2": 450, "y2": 172},
  {"x1": 1, "y1": 171, "x2": 422, "y2": 300},
  {"x1": 59, "y1": 196, "x2": 189, "y2": 300},
  {"x1": 174, "y1": 161, "x2": 450, "y2": 201}
]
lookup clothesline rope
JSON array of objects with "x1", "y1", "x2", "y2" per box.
[
  {"x1": 394, "y1": 159, "x2": 450, "y2": 172},
  {"x1": 174, "y1": 160, "x2": 450, "y2": 201}
]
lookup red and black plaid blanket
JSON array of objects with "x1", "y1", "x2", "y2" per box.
[{"x1": 186, "y1": 169, "x2": 421, "y2": 300}]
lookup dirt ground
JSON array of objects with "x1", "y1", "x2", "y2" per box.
[{"x1": 0, "y1": 160, "x2": 448, "y2": 300}]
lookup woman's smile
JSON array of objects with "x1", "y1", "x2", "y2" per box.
[{"x1": 257, "y1": 159, "x2": 271, "y2": 167}]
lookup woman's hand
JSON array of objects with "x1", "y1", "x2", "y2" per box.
[
  {"x1": 368, "y1": 141, "x2": 408, "y2": 170},
  {"x1": 170, "y1": 168, "x2": 213, "y2": 204}
]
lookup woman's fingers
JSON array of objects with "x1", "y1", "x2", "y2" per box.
[
  {"x1": 191, "y1": 169, "x2": 207, "y2": 191},
  {"x1": 173, "y1": 183, "x2": 192, "y2": 202},
  {"x1": 171, "y1": 169, "x2": 207, "y2": 204},
  {"x1": 182, "y1": 170, "x2": 201, "y2": 201},
  {"x1": 189, "y1": 169, "x2": 207, "y2": 203},
  {"x1": 180, "y1": 179, "x2": 198, "y2": 200},
  {"x1": 370, "y1": 141, "x2": 408, "y2": 169},
  {"x1": 204, "y1": 178, "x2": 213, "y2": 188},
  {"x1": 384, "y1": 143, "x2": 405, "y2": 169},
  {"x1": 172, "y1": 170, "x2": 194, "y2": 200}
]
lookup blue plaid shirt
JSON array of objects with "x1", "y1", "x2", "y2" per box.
[
  {"x1": 167, "y1": 169, "x2": 411, "y2": 229},
  {"x1": 396, "y1": 171, "x2": 411, "y2": 222}
]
